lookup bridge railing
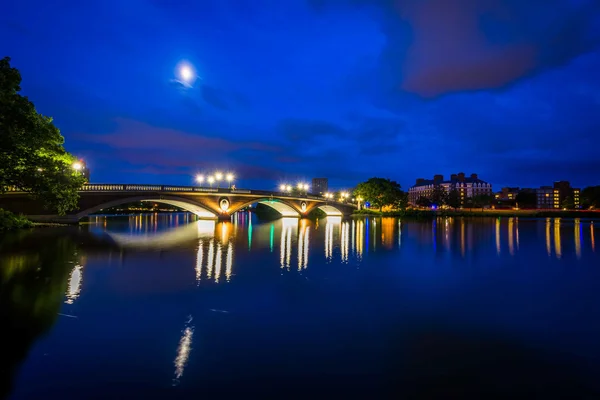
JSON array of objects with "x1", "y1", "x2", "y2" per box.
[{"x1": 59, "y1": 184, "x2": 356, "y2": 207}]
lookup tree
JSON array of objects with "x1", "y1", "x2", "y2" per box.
[
  {"x1": 394, "y1": 191, "x2": 409, "y2": 211},
  {"x1": 581, "y1": 186, "x2": 600, "y2": 209},
  {"x1": 353, "y1": 177, "x2": 403, "y2": 211},
  {"x1": 416, "y1": 196, "x2": 432, "y2": 208},
  {"x1": 0, "y1": 57, "x2": 85, "y2": 215},
  {"x1": 561, "y1": 196, "x2": 575, "y2": 210},
  {"x1": 430, "y1": 185, "x2": 448, "y2": 206},
  {"x1": 515, "y1": 191, "x2": 537, "y2": 209},
  {"x1": 472, "y1": 194, "x2": 493, "y2": 211},
  {"x1": 447, "y1": 188, "x2": 461, "y2": 210}
]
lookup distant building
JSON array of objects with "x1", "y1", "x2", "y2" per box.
[
  {"x1": 408, "y1": 172, "x2": 492, "y2": 206},
  {"x1": 81, "y1": 162, "x2": 90, "y2": 182},
  {"x1": 536, "y1": 181, "x2": 580, "y2": 209},
  {"x1": 495, "y1": 187, "x2": 520, "y2": 201},
  {"x1": 311, "y1": 178, "x2": 328, "y2": 195}
]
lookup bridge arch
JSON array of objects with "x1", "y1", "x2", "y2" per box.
[
  {"x1": 75, "y1": 195, "x2": 218, "y2": 220},
  {"x1": 228, "y1": 198, "x2": 301, "y2": 217},
  {"x1": 317, "y1": 204, "x2": 344, "y2": 217}
]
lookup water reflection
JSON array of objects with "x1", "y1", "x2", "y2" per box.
[
  {"x1": 554, "y1": 219, "x2": 562, "y2": 259},
  {"x1": 298, "y1": 221, "x2": 310, "y2": 270},
  {"x1": 194, "y1": 238, "x2": 234, "y2": 284},
  {"x1": 341, "y1": 221, "x2": 350, "y2": 263},
  {"x1": 3, "y1": 216, "x2": 600, "y2": 399},
  {"x1": 280, "y1": 218, "x2": 296, "y2": 269},
  {"x1": 0, "y1": 231, "x2": 80, "y2": 398},
  {"x1": 592, "y1": 223, "x2": 596, "y2": 252},
  {"x1": 575, "y1": 219, "x2": 582, "y2": 260},
  {"x1": 508, "y1": 218, "x2": 515, "y2": 256},
  {"x1": 65, "y1": 264, "x2": 84, "y2": 304},
  {"x1": 173, "y1": 315, "x2": 194, "y2": 385},
  {"x1": 546, "y1": 218, "x2": 552, "y2": 257}
]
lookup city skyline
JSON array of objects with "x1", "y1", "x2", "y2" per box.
[{"x1": 3, "y1": 0, "x2": 600, "y2": 190}]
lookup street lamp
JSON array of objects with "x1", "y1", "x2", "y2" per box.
[
  {"x1": 196, "y1": 174, "x2": 205, "y2": 185},
  {"x1": 208, "y1": 176, "x2": 215, "y2": 187},
  {"x1": 215, "y1": 172, "x2": 223, "y2": 188},
  {"x1": 303, "y1": 184, "x2": 309, "y2": 191},
  {"x1": 279, "y1": 184, "x2": 286, "y2": 192},
  {"x1": 285, "y1": 185, "x2": 292, "y2": 192},
  {"x1": 72, "y1": 162, "x2": 83, "y2": 171},
  {"x1": 226, "y1": 173, "x2": 234, "y2": 188}
]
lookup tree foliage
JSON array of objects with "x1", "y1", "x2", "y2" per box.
[
  {"x1": 416, "y1": 196, "x2": 432, "y2": 208},
  {"x1": 581, "y1": 186, "x2": 600, "y2": 209},
  {"x1": 0, "y1": 57, "x2": 85, "y2": 215},
  {"x1": 447, "y1": 188, "x2": 461, "y2": 209},
  {"x1": 353, "y1": 177, "x2": 404, "y2": 211},
  {"x1": 430, "y1": 185, "x2": 448, "y2": 206},
  {"x1": 515, "y1": 191, "x2": 537, "y2": 208}
]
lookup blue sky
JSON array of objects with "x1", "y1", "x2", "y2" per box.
[{"x1": 3, "y1": 0, "x2": 600, "y2": 190}]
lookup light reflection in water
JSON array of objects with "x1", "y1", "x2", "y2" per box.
[
  {"x1": 508, "y1": 218, "x2": 514, "y2": 256},
  {"x1": 325, "y1": 222, "x2": 332, "y2": 261},
  {"x1": 297, "y1": 221, "x2": 310, "y2": 270},
  {"x1": 546, "y1": 218, "x2": 552, "y2": 257},
  {"x1": 173, "y1": 316, "x2": 194, "y2": 385},
  {"x1": 226, "y1": 242, "x2": 233, "y2": 282},
  {"x1": 324, "y1": 217, "x2": 341, "y2": 261},
  {"x1": 356, "y1": 220, "x2": 364, "y2": 260},
  {"x1": 398, "y1": 220, "x2": 402, "y2": 249},
  {"x1": 495, "y1": 218, "x2": 501, "y2": 255},
  {"x1": 65, "y1": 264, "x2": 83, "y2": 304},
  {"x1": 195, "y1": 242, "x2": 203, "y2": 285},
  {"x1": 341, "y1": 222, "x2": 350, "y2": 262},
  {"x1": 574, "y1": 219, "x2": 581, "y2": 259},
  {"x1": 280, "y1": 218, "x2": 296, "y2": 269},
  {"x1": 592, "y1": 223, "x2": 596, "y2": 252},
  {"x1": 515, "y1": 218, "x2": 520, "y2": 250},
  {"x1": 207, "y1": 241, "x2": 214, "y2": 279},
  {"x1": 214, "y1": 244, "x2": 223, "y2": 283},
  {"x1": 554, "y1": 219, "x2": 562, "y2": 259},
  {"x1": 460, "y1": 218, "x2": 465, "y2": 257},
  {"x1": 351, "y1": 220, "x2": 355, "y2": 255},
  {"x1": 381, "y1": 218, "x2": 395, "y2": 250}
]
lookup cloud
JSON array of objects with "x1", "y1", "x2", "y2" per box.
[
  {"x1": 77, "y1": 118, "x2": 280, "y2": 154},
  {"x1": 310, "y1": 0, "x2": 600, "y2": 98}
]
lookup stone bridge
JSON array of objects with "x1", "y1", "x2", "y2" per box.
[{"x1": 0, "y1": 184, "x2": 356, "y2": 223}]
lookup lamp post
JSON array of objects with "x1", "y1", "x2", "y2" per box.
[
  {"x1": 196, "y1": 174, "x2": 205, "y2": 186},
  {"x1": 208, "y1": 176, "x2": 215, "y2": 188},
  {"x1": 215, "y1": 172, "x2": 223, "y2": 189},
  {"x1": 226, "y1": 173, "x2": 234, "y2": 189}
]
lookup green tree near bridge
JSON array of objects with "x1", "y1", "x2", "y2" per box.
[
  {"x1": 0, "y1": 57, "x2": 85, "y2": 215},
  {"x1": 353, "y1": 177, "x2": 405, "y2": 211}
]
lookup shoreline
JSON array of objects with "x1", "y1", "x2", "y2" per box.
[{"x1": 352, "y1": 209, "x2": 600, "y2": 219}]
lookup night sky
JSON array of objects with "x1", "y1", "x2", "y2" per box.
[{"x1": 3, "y1": 0, "x2": 600, "y2": 190}]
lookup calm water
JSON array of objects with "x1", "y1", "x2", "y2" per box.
[{"x1": 2, "y1": 214, "x2": 600, "y2": 398}]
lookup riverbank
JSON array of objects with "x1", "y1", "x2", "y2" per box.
[
  {"x1": 352, "y1": 209, "x2": 600, "y2": 219},
  {"x1": 0, "y1": 209, "x2": 33, "y2": 231}
]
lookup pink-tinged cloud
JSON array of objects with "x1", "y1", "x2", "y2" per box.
[
  {"x1": 393, "y1": 0, "x2": 538, "y2": 97},
  {"x1": 77, "y1": 118, "x2": 281, "y2": 153}
]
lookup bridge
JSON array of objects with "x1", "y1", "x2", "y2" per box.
[{"x1": 0, "y1": 184, "x2": 356, "y2": 223}]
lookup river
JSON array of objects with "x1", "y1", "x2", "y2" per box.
[{"x1": 1, "y1": 213, "x2": 600, "y2": 398}]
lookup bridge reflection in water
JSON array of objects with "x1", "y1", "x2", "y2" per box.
[{"x1": 75, "y1": 214, "x2": 599, "y2": 300}]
